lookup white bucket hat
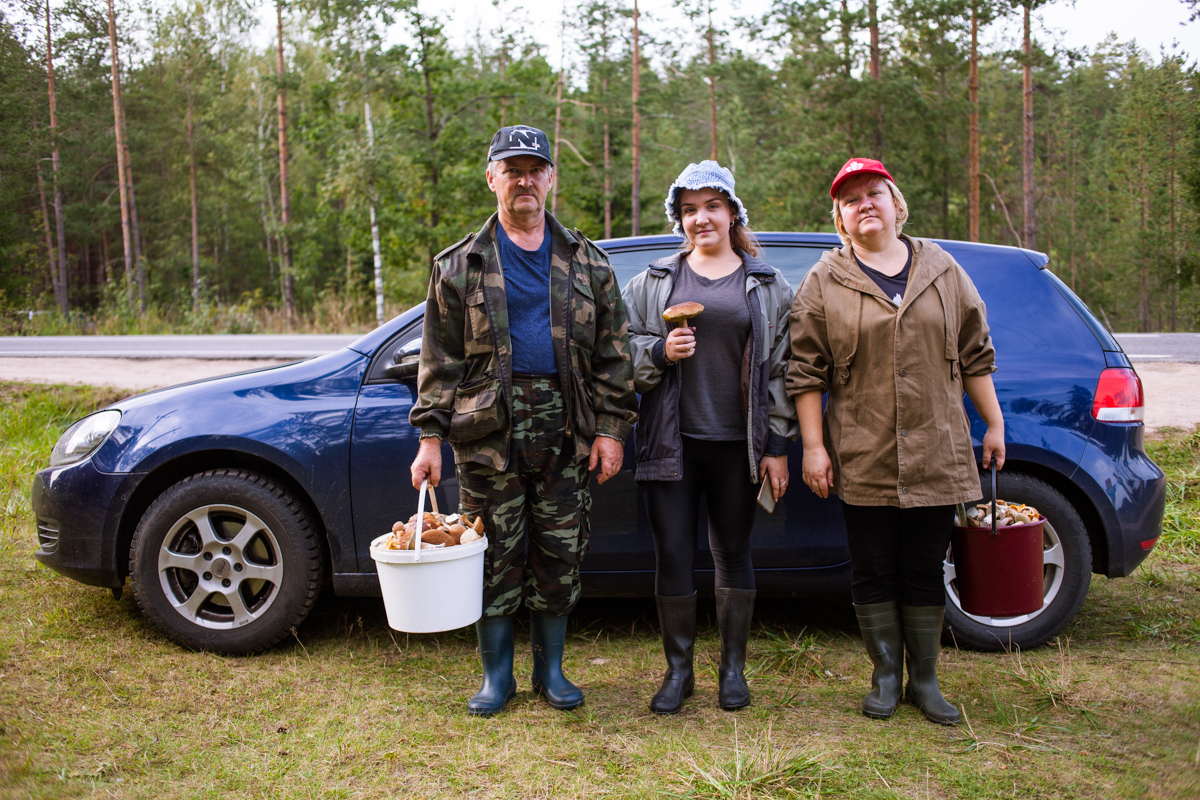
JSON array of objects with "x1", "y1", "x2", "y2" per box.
[{"x1": 663, "y1": 160, "x2": 750, "y2": 236}]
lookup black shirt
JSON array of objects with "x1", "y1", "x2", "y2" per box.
[
  {"x1": 854, "y1": 239, "x2": 913, "y2": 306},
  {"x1": 666, "y1": 258, "x2": 751, "y2": 441}
]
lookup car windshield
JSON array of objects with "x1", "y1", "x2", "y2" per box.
[{"x1": 605, "y1": 245, "x2": 827, "y2": 290}]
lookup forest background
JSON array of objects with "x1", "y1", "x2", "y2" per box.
[{"x1": 1, "y1": 0, "x2": 1198, "y2": 335}]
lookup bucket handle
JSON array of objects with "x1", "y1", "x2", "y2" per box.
[
  {"x1": 989, "y1": 461, "x2": 998, "y2": 537},
  {"x1": 413, "y1": 479, "x2": 441, "y2": 561}
]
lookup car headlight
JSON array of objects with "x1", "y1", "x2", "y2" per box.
[{"x1": 50, "y1": 410, "x2": 122, "y2": 467}]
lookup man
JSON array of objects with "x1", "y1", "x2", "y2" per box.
[{"x1": 409, "y1": 125, "x2": 638, "y2": 716}]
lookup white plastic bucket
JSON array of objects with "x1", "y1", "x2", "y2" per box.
[{"x1": 369, "y1": 480, "x2": 487, "y2": 633}]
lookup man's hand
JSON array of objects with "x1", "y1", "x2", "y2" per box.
[
  {"x1": 411, "y1": 437, "x2": 443, "y2": 489},
  {"x1": 589, "y1": 436, "x2": 624, "y2": 484}
]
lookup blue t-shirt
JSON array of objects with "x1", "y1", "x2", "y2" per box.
[{"x1": 496, "y1": 221, "x2": 557, "y2": 375}]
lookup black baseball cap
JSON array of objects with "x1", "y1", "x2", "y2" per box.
[{"x1": 488, "y1": 125, "x2": 554, "y2": 166}]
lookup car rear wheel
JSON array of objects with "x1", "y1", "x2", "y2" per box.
[
  {"x1": 130, "y1": 469, "x2": 323, "y2": 654},
  {"x1": 943, "y1": 470, "x2": 1092, "y2": 651}
]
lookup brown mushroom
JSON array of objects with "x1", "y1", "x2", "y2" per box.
[{"x1": 663, "y1": 301, "x2": 704, "y2": 328}]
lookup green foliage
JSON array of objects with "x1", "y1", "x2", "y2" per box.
[{"x1": 0, "y1": 1, "x2": 1197, "y2": 331}]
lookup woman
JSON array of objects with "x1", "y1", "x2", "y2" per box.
[
  {"x1": 787, "y1": 158, "x2": 1005, "y2": 725},
  {"x1": 621, "y1": 161, "x2": 797, "y2": 714}
]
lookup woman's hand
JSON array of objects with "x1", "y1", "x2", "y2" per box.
[
  {"x1": 802, "y1": 445, "x2": 834, "y2": 499},
  {"x1": 759, "y1": 455, "x2": 789, "y2": 501},
  {"x1": 664, "y1": 326, "x2": 696, "y2": 362},
  {"x1": 981, "y1": 426, "x2": 1006, "y2": 470}
]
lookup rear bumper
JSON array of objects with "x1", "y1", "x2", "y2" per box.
[
  {"x1": 31, "y1": 461, "x2": 142, "y2": 589},
  {"x1": 1072, "y1": 422, "x2": 1166, "y2": 578}
]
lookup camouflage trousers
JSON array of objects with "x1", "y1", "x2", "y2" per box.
[{"x1": 457, "y1": 375, "x2": 591, "y2": 618}]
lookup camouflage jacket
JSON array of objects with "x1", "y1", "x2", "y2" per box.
[{"x1": 409, "y1": 212, "x2": 638, "y2": 470}]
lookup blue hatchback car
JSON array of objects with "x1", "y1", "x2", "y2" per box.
[{"x1": 32, "y1": 233, "x2": 1165, "y2": 654}]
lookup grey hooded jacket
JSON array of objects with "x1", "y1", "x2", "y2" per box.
[{"x1": 621, "y1": 251, "x2": 798, "y2": 483}]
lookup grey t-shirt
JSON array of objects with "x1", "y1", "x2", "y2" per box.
[{"x1": 666, "y1": 257, "x2": 751, "y2": 441}]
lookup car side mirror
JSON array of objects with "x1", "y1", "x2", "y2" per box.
[
  {"x1": 386, "y1": 339, "x2": 422, "y2": 381},
  {"x1": 387, "y1": 358, "x2": 420, "y2": 380}
]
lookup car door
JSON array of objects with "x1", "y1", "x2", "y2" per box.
[
  {"x1": 592, "y1": 242, "x2": 848, "y2": 575},
  {"x1": 348, "y1": 320, "x2": 459, "y2": 571}
]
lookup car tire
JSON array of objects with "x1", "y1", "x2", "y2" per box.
[
  {"x1": 943, "y1": 470, "x2": 1092, "y2": 652},
  {"x1": 129, "y1": 469, "x2": 323, "y2": 654}
]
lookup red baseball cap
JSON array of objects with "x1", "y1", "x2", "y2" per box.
[{"x1": 830, "y1": 157, "x2": 895, "y2": 199}]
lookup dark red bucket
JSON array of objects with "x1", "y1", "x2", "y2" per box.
[{"x1": 950, "y1": 465, "x2": 1045, "y2": 617}]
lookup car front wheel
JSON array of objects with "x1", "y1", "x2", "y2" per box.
[
  {"x1": 943, "y1": 470, "x2": 1092, "y2": 651},
  {"x1": 129, "y1": 469, "x2": 323, "y2": 654}
]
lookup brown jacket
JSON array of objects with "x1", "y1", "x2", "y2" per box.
[{"x1": 786, "y1": 236, "x2": 996, "y2": 507}]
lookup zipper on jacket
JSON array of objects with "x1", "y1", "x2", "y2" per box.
[
  {"x1": 744, "y1": 276, "x2": 760, "y2": 483},
  {"x1": 478, "y1": 254, "x2": 513, "y2": 469}
]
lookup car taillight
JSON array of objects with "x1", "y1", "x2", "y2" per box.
[{"x1": 1092, "y1": 368, "x2": 1145, "y2": 422}]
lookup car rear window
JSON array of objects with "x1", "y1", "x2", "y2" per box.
[{"x1": 605, "y1": 245, "x2": 827, "y2": 290}]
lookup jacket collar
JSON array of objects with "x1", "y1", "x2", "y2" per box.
[
  {"x1": 649, "y1": 248, "x2": 775, "y2": 280},
  {"x1": 466, "y1": 211, "x2": 580, "y2": 259},
  {"x1": 824, "y1": 235, "x2": 949, "y2": 311}
]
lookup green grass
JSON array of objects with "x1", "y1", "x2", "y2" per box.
[{"x1": 1, "y1": 383, "x2": 1198, "y2": 798}]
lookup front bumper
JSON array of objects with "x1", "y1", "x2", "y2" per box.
[{"x1": 31, "y1": 460, "x2": 144, "y2": 589}]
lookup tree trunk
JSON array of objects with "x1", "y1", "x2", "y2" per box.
[
  {"x1": 33, "y1": 117, "x2": 59, "y2": 304},
  {"x1": 276, "y1": 1, "x2": 296, "y2": 320},
  {"x1": 188, "y1": 82, "x2": 200, "y2": 311},
  {"x1": 416, "y1": 16, "x2": 441, "y2": 255},
  {"x1": 968, "y1": 3, "x2": 980, "y2": 242},
  {"x1": 45, "y1": 0, "x2": 67, "y2": 313},
  {"x1": 1022, "y1": 3, "x2": 1035, "y2": 250},
  {"x1": 552, "y1": 68, "x2": 563, "y2": 217},
  {"x1": 119, "y1": 93, "x2": 145, "y2": 313},
  {"x1": 603, "y1": 75, "x2": 612, "y2": 238},
  {"x1": 868, "y1": 0, "x2": 883, "y2": 158},
  {"x1": 706, "y1": 7, "x2": 718, "y2": 162},
  {"x1": 631, "y1": 0, "x2": 641, "y2": 235},
  {"x1": 106, "y1": 0, "x2": 135, "y2": 296},
  {"x1": 102, "y1": 230, "x2": 112, "y2": 285},
  {"x1": 365, "y1": 98, "x2": 384, "y2": 327}
]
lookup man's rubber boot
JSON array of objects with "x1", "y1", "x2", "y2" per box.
[
  {"x1": 854, "y1": 601, "x2": 903, "y2": 719},
  {"x1": 715, "y1": 588, "x2": 756, "y2": 711},
  {"x1": 901, "y1": 605, "x2": 962, "y2": 726},
  {"x1": 467, "y1": 614, "x2": 516, "y2": 716},
  {"x1": 650, "y1": 593, "x2": 697, "y2": 715},
  {"x1": 530, "y1": 611, "x2": 585, "y2": 710}
]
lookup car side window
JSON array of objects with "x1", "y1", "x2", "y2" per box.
[
  {"x1": 605, "y1": 245, "x2": 825, "y2": 290},
  {"x1": 605, "y1": 248, "x2": 678, "y2": 289},
  {"x1": 761, "y1": 246, "x2": 826, "y2": 287},
  {"x1": 366, "y1": 321, "x2": 423, "y2": 384}
]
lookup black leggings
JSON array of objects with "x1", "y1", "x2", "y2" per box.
[
  {"x1": 642, "y1": 436, "x2": 759, "y2": 597},
  {"x1": 841, "y1": 503, "x2": 955, "y2": 607}
]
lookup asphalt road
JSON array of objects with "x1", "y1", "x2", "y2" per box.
[
  {"x1": 0, "y1": 334, "x2": 361, "y2": 359},
  {"x1": 0, "y1": 331, "x2": 1197, "y2": 362},
  {"x1": 1114, "y1": 333, "x2": 1200, "y2": 364}
]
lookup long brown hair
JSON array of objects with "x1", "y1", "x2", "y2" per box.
[{"x1": 675, "y1": 190, "x2": 760, "y2": 257}]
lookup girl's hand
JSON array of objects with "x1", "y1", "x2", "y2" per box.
[
  {"x1": 759, "y1": 455, "x2": 789, "y2": 501},
  {"x1": 664, "y1": 326, "x2": 696, "y2": 362},
  {"x1": 802, "y1": 445, "x2": 834, "y2": 499}
]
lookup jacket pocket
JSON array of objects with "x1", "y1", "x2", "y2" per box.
[
  {"x1": 448, "y1": 372, "x2": 506, "y2": 443},
  {"x1": 464, "y1": 288, "x2": 493, "y2": 358},
  {"x1": 570, "y1": 368, "x2": 597, "y2": 440}
]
